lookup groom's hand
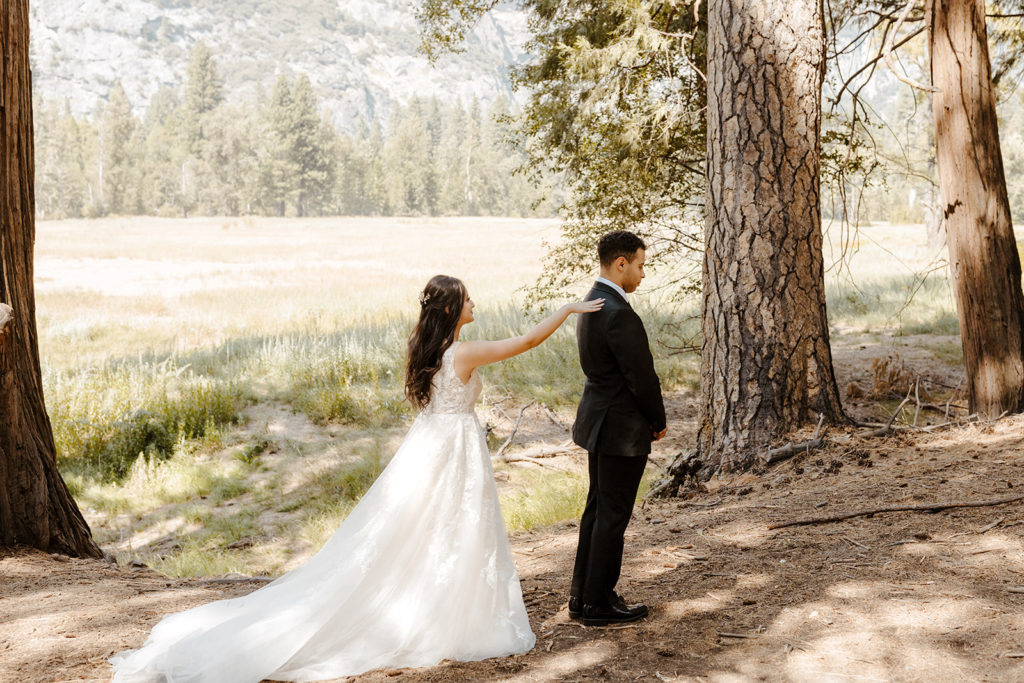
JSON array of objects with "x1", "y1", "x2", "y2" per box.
[{"x1": 652, "y1": 427, "x2": 667, "y2": 442}]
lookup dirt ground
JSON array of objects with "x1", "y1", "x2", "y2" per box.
[{"x1": 5, "y1": 340, "x2": 1024, "y2": 682}]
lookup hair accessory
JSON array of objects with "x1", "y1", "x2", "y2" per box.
[{"x1": 419, "y1": 292, "x2": 432, "y2": 307}]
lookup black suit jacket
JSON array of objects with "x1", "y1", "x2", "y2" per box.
[{"x1": 572, "y1": 281, "x2": 666, "y2": 457}]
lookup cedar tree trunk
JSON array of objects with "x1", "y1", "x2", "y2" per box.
[
  {"x1": 928, "y1": 0, "x2": 1024, "y2": 417},
  {"x1": 1, "y1": 0, "x2": 101, "y2": 557}
]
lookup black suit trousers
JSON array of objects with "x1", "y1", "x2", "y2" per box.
[{"x1": 569, "y1": 451, "x2": 648, "y2": 606}]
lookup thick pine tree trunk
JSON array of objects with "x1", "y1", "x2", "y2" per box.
[
  {"x1": 672, "y1": 0, "x2": 844, "y2": 484},
  {"x1": 1, "y1": 0, "x2": 101, "y2": 557},
  {"x1": 928, "y1": 0, "x2": 1024, "y2": 417}
]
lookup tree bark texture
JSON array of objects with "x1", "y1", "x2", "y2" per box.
[
  {"x1": 696, "y1": 0, "x2": 844, "y2": 475},
  {"x1": 928, "y1": 0, "x2": 1024, "y2": 417},
  {"x1": 1, "y1": 0, "x2": 101, "y2": 557}
]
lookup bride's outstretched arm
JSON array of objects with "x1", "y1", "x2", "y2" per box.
[{"x1": 454, "y1": 299, "x2": 604, "y2": 378}]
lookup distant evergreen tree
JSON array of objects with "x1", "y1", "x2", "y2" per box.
[
  {"x1": 183, "y1": 41, "x2": 225, "y2": 155},
  {"x1": 200, "y1": 102, "x2": 261, "y2": 215},
  {"x1": 139, "y1": 86, "x2": 187, "y2": 215},
  {"x1": 290, "y1": 75, "x2": 336, "y2": 216},
  {"x1": 257, "y1": 76, "x2": 298, "y2": 216},
  {"x1": 32, "y1": 67, "x2": 554, "y2": 219},
  {"x1": 383, "y1": 98, "x2": 434, "y2": 215},
  {"x1": 99, "y1": 82, "x2": 137, "y2": 215}
]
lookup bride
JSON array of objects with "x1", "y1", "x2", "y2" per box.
[{"x1": 110, "y1": 274, "x2": 603, "y2": 682}]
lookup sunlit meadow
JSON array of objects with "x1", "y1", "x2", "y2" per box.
[{"x1": 40, "y1": 217, "x2": 963, "y2": 576}]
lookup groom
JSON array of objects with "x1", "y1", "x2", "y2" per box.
[{"x1": 568, "y1": 230, "x2": 667, "y2": 626}]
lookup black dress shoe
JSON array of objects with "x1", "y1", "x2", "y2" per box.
[
  {"x1": 581, "y1": 598, "x2": 649, "y2": 626},
  {"x1": 568, "y1": 596, "x2": 582, "y2": 619}
]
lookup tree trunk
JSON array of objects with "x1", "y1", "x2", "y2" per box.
[
  {"x1": 684, "y1": 0, "x2": 844, "y2": 481},
  {"x1": 1, "y1": 0, "x2": 101, "y2": 557},
  {"x1": 928, "y1": 0, "x2": 1024, "y2": 417}
]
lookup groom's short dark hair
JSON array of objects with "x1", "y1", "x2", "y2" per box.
[{"x1": 598, "y1": 231, "x2": 646, "y2": 266}]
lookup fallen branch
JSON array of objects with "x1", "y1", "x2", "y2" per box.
[
  {"x1": 977, "y1": 517, "x2": 1005, "y2": 534},
  {"x1": 768, "y1": 493, "x2": 1024, "y2": 530},
  {"x1": 492, "y1": 405, "x2": 514, "y2": 423},
  {"x1": 854, "y1": 409, "x2": 1002, "y2": 438},
  {"x1": 885, "y1": 389, "x2": 966, "y2": 415},
  {"x1": 198, "y1": 575, "x2": 273, "y2": 585},
  {"x1": 761, "y1": 414, "x2": 826, "y2": 464},
  {"x1": 859, "y1": 389, "x2": 913, "y2": 437},
  {"x1": 541, "y1": 403, "x2": 568, "y2": 431},
  {"x1": 500, "y1": 455, "x2": 573, "y2": 472},
  {"x1": 491, "y1": 441, "x2": 582, "y2": 461},
  {"x1": 680, "y1": 497, "x2": 723, "y2": 508},
  {"x1": 496, "y1": 399, "x2": 536, "y2": 460}
]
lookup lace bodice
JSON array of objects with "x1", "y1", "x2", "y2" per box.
[{"x1": 423, "y1": 342, "x2": 482, "y2": 415}]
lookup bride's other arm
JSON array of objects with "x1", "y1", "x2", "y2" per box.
[{"x1": 453, "y1": 300, "x2": 604, "y2": 382}]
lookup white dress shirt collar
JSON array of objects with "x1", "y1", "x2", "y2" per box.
[{"x1": 596, "y1": 276, "x2": 628, "y2": 302}]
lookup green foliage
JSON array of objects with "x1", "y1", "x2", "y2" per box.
[
  {"x1": 33, "y1": 98, "x2": 92, "y2": 219},
  {"x1": 33, "y1": 46, "x2": 552, "y2": 219},
  {"x1": 825, "y1": 272, "x2": 959, "y2": 336},
  {"x1": 235, "y1": 438, "x2": 271, "y2": 465},
  {"x1": 419, "y1": 0, "x2": 708, "y2": 303},
  {"x1": 500, "y1": 468, "x2": 587, "y2": 531},
  {"x1": 100, "y1": 81, "x2": 138, "y2": 215},
  {"x1": 184, "y1": 41, "x2": 224, "y2": 119},
  {"x1": 499, "y1": 465, "x2": 656, "y2": 531},
  {"x1": 50, "y1": 364, "x2": 243, "y2": 482}
]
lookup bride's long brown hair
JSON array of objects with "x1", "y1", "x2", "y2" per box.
[{"x1": 405, "y1": 275, "x2": 468, "y2": 409}]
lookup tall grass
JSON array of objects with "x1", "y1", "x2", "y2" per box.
[
  {"x1": 49, "y1": 361, "x2": 242, "y2": 481},
  {"x1": 48, "y1": 300, "x2": 701, "y2": 485},
  {"x1": 826, "y1": 273, "x2": 959, "y2": 337},
  {"x1": 499, "y1": 465, "x2": 657, "y2": 531}
]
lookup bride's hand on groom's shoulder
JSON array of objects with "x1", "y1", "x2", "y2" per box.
[{"x1": 566, "y1": 298, "x2": 605, "y2": 315}]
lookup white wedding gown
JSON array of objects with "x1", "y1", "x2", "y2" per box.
[{"x1": 110, "y1": 342, "x2": 536, "y2": 682}]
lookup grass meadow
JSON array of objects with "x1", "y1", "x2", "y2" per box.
[{"x1": 40, "y1": 216, "x2": 963, "y2": 577}]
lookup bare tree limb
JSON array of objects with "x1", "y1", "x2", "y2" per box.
[
  {"x1": 491, "y1": 441, "x2": 582, "y2": 461},
  {"x1": 860, "y1": 386, "x2": 914, "y2": 437},
  {"x1": 540, "y1": 403, "x2": 568, "y2": 431},
  {"x1": 496, "y1": 399, "x2": 536, "y2": 460},
  {"x1": 883, "y1": 0, "x2": 940, "y2": 92},
  {"x1": 498, "y1": 455, "x2": 573, "y2": 472}
]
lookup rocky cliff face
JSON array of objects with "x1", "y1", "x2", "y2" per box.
[{"x1": 30, "y1": 0, "x2": 529, "y2": 129}]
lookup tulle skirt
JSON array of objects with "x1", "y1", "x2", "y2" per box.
[{"x1": 109, "y1": 411, "x2": 535, "y2": 682}]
